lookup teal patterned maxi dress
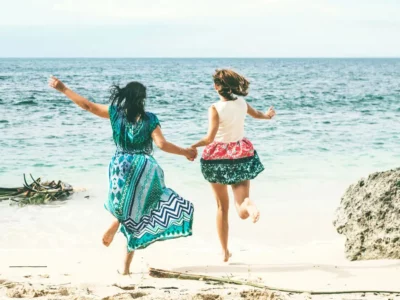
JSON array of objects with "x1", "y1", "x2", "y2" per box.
[{"x1": 105, "y1": 106, "x2": 194, "y2": 251}]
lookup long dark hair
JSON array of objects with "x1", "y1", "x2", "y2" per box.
[
  {"x1": 109, "y1": 81, "x2": 147, "y2": 123},
  {"x1": 213, "y1": 69, "x2": 250, "y2": 101}
]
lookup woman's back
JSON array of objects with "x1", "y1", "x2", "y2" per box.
[
  {"x1": 213, "y1": 97, "x2": 247, "y2": 143},
  {"x1": 109, "y1": 105, "x2": 160, "y2": 154}
]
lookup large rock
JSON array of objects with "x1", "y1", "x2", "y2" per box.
[{"x1": 333, "y1": 168, "x2": 400, "y2": 261}]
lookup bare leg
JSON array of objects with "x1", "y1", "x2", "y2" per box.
[
  {"x1": 121, "y1": 250, "x2": 134, "y2": 275},
  {"x1": 210, "y1": 183, "x2": 231, "y2": 262},
  {"x1": 231, "y1": 181, "x2": 260, "y2": 223},
  {"x1": 102, "y1": 218, "x2": 120, "y2": 247}
]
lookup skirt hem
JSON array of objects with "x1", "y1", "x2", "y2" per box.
[
  {"x1": 203, "y1": 165, "x2": 264, "y2": 185},
  {"x1": 201, "y1": 151, "x2": 265, "y2": 185},
  {"x1": 121, "y1": 222, "x2": 193, "y2": 251}
]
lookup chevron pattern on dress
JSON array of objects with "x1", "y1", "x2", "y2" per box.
[{"x1": 123, "y1": 191, "x2": 194, "y2": 238}]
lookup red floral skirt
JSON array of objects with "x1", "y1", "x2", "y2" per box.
[{"x1": 200, "y1": 138, "x2": 264, "y2": 185}]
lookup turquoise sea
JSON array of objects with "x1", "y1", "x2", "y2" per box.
[{"x1": 0, "y1": 58, "x2": 399, "y2": 251}]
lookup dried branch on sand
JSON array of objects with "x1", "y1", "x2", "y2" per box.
[
  {"x1": 149, "y1": 268, "x2": 400, "y2": 295},
  {"x1": 0, "y1": 174, "x2": 74, "y2": 205}
]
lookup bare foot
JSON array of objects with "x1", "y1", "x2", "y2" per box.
[
  {"x1": 244, "y1": 198, "x2": 260, "y2": 223},
  {"x1": 117, "y1": 269, "x2": 131, "y2": 276},
  {"x1": 102, "y1": 220, "x2": 120, "y2": 247},
  {"x1": 223, "y1": 250, "x2": 232, "y2": 262}
]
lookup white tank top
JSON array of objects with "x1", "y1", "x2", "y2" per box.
[{"x1": 213, "y1": 97, "x2": 247, "y2": 143}]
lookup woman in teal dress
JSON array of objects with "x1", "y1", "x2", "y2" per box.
[{"x1": 49, "y1": 77, "x2": 195, "y2": 274}]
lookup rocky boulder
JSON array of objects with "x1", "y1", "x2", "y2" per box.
[{"x1": 333, "y1": 168, "x2": 400, "y2": 261}]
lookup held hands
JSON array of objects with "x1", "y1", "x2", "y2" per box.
[
  {"x1": 183, "y1": 147, "x2": 198, "y2": 162},
  {"x1": 265, "y1": 106, "x2": 276, "y2": 119},
  {"x1": 48, "y1": 76, "x2": 67, "y2": 93}
]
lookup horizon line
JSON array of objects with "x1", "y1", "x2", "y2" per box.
[{"x1": 1, "y1": 56, "x2": 400, "y2": 59}]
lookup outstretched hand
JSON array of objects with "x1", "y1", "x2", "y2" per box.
[
  {"x1": 266, "y1": 106, "x2": 276, "y2": 119},
  {"x1": 48, "y1": 76, "x2": 67, "y2": 93},
  {"x1": 184, "y1": 147, "x2": 198, "y2": 161}
]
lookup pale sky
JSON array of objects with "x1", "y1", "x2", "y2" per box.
[{"x1": 0, "y1": 0, "x2": 399, "y2": 57}]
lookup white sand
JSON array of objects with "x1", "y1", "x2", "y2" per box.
[
  {"x1": 1, "y1": 182, "x2": 400, "y2": 299},
  {"x1": 2, "y1": 234, "x2": 400, "y2": 299}
]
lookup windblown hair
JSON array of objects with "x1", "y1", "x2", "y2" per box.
[
  {"x1": 213, "y1": 69, "x2": 250, "y2": 100},
  {"x1": 109, "y1": 81, "x2": 147, "y2": 123}
]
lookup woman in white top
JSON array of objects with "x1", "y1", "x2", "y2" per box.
[{"x1": 191, "y1": 69, "x2": 276, "y2": 262}]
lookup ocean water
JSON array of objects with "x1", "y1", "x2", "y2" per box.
[{"x1": 0, "y1": 58, "x2": 399, "y2": 252}]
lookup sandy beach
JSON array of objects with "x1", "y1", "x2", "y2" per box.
[
  {"x1": 1, "y1": 179, "x2": 400, "y2": 299},
  {"x1": 2, "y1": 223, "x2": 400, "y2": 300}
]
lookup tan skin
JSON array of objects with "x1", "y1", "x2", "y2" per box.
[
  {"x1": 191, "y1": 85, "x2": 276, "y2": 262},
  {"x1": 49, "y1": 76, "x2": 197, "y2": 274}
]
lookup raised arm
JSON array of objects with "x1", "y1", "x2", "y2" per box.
[
  {"x1": 247, "y1": 103, "x2": 276, "y2": 120},
  {"x1": 48, "y1": 76, "x2": 109, "y2": 119},
  {"x1": 191, "y1": 106, "x2": 219, "y2": 148},
  {"x1": 151, "y1": 126, "x2": 197, "y2": 161}
]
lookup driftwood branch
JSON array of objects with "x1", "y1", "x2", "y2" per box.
[
  {"x1": 0, "y1": 174, "x2": 74, "y2": 206},
  {"x1": 149, "y1": 268, "x2": 400, "y2": 295}
]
